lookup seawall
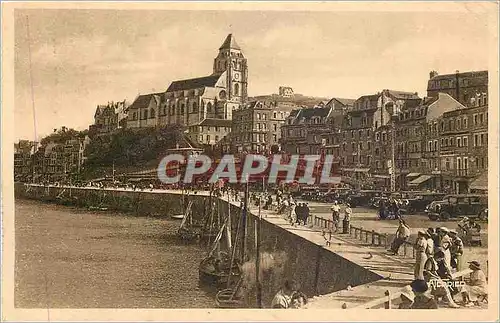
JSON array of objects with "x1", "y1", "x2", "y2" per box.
[{"x1": 15, "y1": 183, "x2": 383, "y2": 307}]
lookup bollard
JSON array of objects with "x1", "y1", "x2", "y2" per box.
[
  {"x1": 384, "y1": 290, "x2": 391, "y2": 309},
  {"x1": 354, "y1": 228, "x2": 358, "y2": 239},
  {"x1": 349, "y1": 224, "x2": 353, "y2": 235},
  {"x1": 384, "y1": 234, "x2": 388, "y2": 249},
  {"x1": 371, "y1": 230, "x2": 375, "y2": 245},
  {"x1": 412, "y1": 246, "x2": 416, "y2": 259},
  {"x1": 360, "y1": 227, "x2": 364, "y2": 241},
  {"x1": 403, "y1": 243, "x2": 407, "y2": 257}
]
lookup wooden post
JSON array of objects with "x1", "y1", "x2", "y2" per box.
[
  {"x1": 360, "y1": 227, "x2": 364, "y2": 241},
  {"x1": 384, "y1": 234, "x2": 388, "y2": 249},
  {"x1": 403, "y1": 242, "x2": 407, "y2": 257},
  {"x1": 371, "y1": 230, "x2": 375, "y2": 245},
  {"x1": 384, "y1": 290, "x2": 391, "y2": 309}
]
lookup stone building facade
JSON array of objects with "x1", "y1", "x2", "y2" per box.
[
  {"x1": 427, "y1": 70, "x2": 488, "y2": 107},
  {"x1": 230, "y1": 101, "x2": 289, "y2": 153},
  {"x1": 90, "y1": 100, "x2": 128, "y2": 135},
  {"x1": 14, "y1": 140, "x2": 37, "y2": 181}
]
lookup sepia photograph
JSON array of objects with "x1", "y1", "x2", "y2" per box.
[{"x1": 2, "y1": 1, "x2": 499, "y2": 321}]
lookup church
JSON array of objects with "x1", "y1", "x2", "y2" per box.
[{"x1": 125, "y1": 34, "x2": 248, "y2": 146}]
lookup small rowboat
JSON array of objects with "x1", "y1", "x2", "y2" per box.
[
  {"x1": 216, "y1": 284, "x2": 245, "y2": 308},
  {"x1": 171, "y1": 214, "x2": 185, "y2": 220}
]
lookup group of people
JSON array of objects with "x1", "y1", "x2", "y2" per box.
[
  {"x1": 378, "y1": 197, "x2": 407, "y2": 220},
  {"x1": 330, "y1": 201, "x2": 352, "y2": 232},
  {"x1": 271, "y1": 280, "x2": 308, "y2": 309},
  {"x1": 400, "y1": 260, "x2": 487, "y2": 309},
  {"x1": 388, "y1": 219, "x2": 487, "y2": 308}
]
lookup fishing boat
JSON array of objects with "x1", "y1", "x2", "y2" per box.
[
  {"x1": 215, "y1": 279, "x2": 245, "y2": 308},
  {"x1": 199, "y1": 194, "x2": 242, "y2": 287},
  {"x1": 198, "y1": 222, "x2": 242, "y2": 287},
  {"x1": 176, "y1": 201, "x2": 202, "y2": 241}
]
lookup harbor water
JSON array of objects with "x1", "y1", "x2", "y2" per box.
[{"x1": 15, "y1": 199, "x2": 217, "y2": 308}]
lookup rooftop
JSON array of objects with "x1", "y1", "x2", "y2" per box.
[{"x1": 166, "y1": 74, "x2": 221, "y2": 92}]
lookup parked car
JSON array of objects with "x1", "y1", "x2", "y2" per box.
[
  {"x1": 425, "y1": 194, "x2": 488, "y2": 221},
  {"x1": 405, "y1": 192, "x2": 447, "y2": 214}
]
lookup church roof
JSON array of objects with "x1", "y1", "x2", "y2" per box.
[
  {"x1": 166, "y1": 75, "x2": 221, "y2": 92},
  {"x1": 198, "y1": 118, "x2": 233, "y2": 127},
  {"x1": 219, "y1": 34, "x2": 241, "y2": 50},
  {"x1": 128, "y1": 93, "x2": 162, "y2": 110}
]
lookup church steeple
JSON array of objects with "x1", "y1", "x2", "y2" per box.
[
  {"x1": 213, "y1": 34, "x2": 248, "y2": 105},
  {"x1": 219, "y1": 34, "x2": 241, "y2": 50}
]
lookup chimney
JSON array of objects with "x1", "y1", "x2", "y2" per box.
[
  {"x1": 455, "y1": 70, "x2": 460, "y2": 102},
  {"x1": 429, "y1": 70, "x2": 438, "y2": 79}
]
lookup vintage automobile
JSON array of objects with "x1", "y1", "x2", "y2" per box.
[
  {"x1": 349, "y1": 190, "x2": 385, "y2": 208},
  {"x1": 425, "y1": 194, "x2": 488, "y2": 221},
  {"x1": 405, "y1": 192, "x2": 447, "y2": 214}
]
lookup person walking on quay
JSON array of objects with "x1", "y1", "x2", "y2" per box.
[
  {"x1": 449, "y1": 229, "x2": 464, "y2": 272},
  {"x1": 330, "y1": 201, "x2": 341, "y2": 232},
  {"x1": 289, "y1": 202, "x2": 297, "y2": 226},
  {"x1": 439, "y1": 227, "x2": 453, "y2": 270},
  {"x1": 304, "y1": 203, "x2": 311, "y2": 226},
  {"x1": 424, "y1": 228, "x2": 437, "y2": 273},
  {"x1": 294, "y1": 203, "x2": 304, "y2": 225},
  {"x1": 388, "y1": 218, "x2": 410, "y2": 255},
  {"x1": 414, "y1": 230, "x2": 428, "y2": 280},
  {"x1": 271, "y1": 280, "x2": 297, "y2": 309}
]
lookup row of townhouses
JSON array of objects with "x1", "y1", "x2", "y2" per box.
[
  {"x1": 14, "y1": 129, "x2": 90, "y2": 182},
  {"x1": 280, "y1": 70, "x2": 488, "y2": 193}
]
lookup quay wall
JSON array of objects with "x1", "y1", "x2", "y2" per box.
[{"x1": 15, "y1": 183, "x2": 382, "y2": 307}]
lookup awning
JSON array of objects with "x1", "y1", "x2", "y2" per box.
[
  {"x1": 408, "y1": 174, "x2": 433, "y2": 186},
  {"x1": 470, "y1": 172, "x2": 487, "y2": 191},
  {"x1": 373, "y1": 174, "x2": 390, "y2": 179},
  {"x1": 406, "y1": 173, "x2": 421, "y2": 178}
]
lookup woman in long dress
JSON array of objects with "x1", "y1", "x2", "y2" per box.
[{"x1": 414, "y1": 231, "x2": 428, "y2": 280}]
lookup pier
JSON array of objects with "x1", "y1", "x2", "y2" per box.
[{"x1": 15, "y1": 183, "x2": 475, "y2": 309}]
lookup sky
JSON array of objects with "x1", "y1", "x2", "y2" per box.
[{"x1": 14, "y1": 8, "x2": 491, "y2": 141}]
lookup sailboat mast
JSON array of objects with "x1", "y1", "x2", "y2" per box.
[
  {"x1": 255, "y1": 195, "x2": 262, "y2": 308},
  {"x1": 242, "y1": 180, "x2": 249, "y2": 262}
]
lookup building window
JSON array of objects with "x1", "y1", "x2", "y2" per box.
[
  {"x1": 257, "y1": 113, "x2": 261, "y2": 120},
  {"x1": 428, "y1": 141, "x2": 432, "y2": 152},
  {"x1": 457, "y1": 157, "x2": 462, "y2": 170},
  {"x1": 262, "y1": 114, "x2": 267, "y2": 120},
  {"x1": 474, "y1": 134, "x2": 479, "y2": 146},
  {"x1": 479, "y1": 113, "x2": 484, "y2": 124},
  {"x1": 434, "y1": 140, "x2": 438, "y2": 151},
  {"x1": 143, "y1": 110, "x2": 148, "y2": 119},
  {"x1": 358, "y1": 130, "x2": 362, "y2": 138},
  {"x1": 273, "y1": 124, "x2": 277, "y2": 131},
  {"x1": 192, "y1": 102, "x2": 198, "y2": 113},
  {"x1": 132, "y1": 112, "x2": 137, "y2": 120},
  {"x1": 376, "y1": 132, "x2": 380, "y2": 141},
  {"x1": 273, "y1": 112, "x2": 277, "y2": 119},
  {"x1": 367, "y1": 142, "x2": 371, "y2": 150},
  {"x1": 273, "y1": 134, "x2": 277, "y2": 142},
  {"x1": 234, "y1": 83, "x2": 240, "y2": 96},
  {"x1": 480, "y1": 133, "x2": 485, "y2": 146},
  {"x1": 474, "y1": 114, "x2": 478, "y2": 125},
  {"x1": 463, "y1": 136, "x2": 468, "y2": 147},
  {"x1": 457, "y1": 137, "x2": 461, "y2": 147},
  {"x1": 343, "y1": 143, "x2": 346, "y2": 151},
  {"x1": 207, "y1": 102, "x2": 213, "y2": 112},
  {"x1": 150, "y1": 109, "x2": 155, "y2": 118},
  {"x1": 199, "y1": 135, "x2": 203, "y2": 142},
  {"x1": 463, "y1": 117, "x2": 467, "y2": 128}
]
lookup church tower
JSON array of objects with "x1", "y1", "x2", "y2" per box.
[{"x1": 213, "y1": 34, "x2": 248, "y2": 104}]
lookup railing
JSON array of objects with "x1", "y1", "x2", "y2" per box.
[
  {"x1": 312, "y1": 216, "x2": 417, "y2": 258},
  {"x1": 351, "y1": 268, "x2": 473, "y2": 309}
]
